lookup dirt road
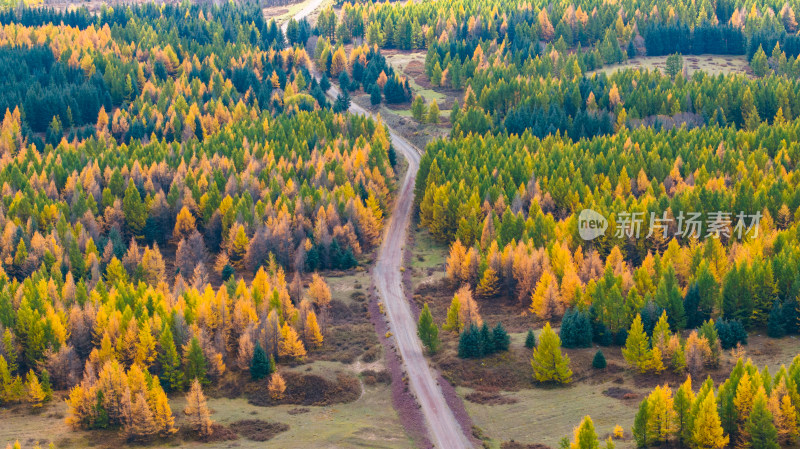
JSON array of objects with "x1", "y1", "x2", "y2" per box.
[
  {"x1": 281, "y1": 4, "x2": 473, "y2": 446},
  {"x1": 279, "y1": 0, "x2": 327, "y2": 33},
  {"x1": 332, "y1": 85, "x2": 473, "y2": 449}
]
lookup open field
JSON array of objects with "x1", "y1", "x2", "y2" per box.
[
  {"x1": 0, "y1": 361, "x2": 411, "y2": 449},
  {"x1": 590, "y1": 54, "x2": 750, "y2": 77},
  {"x1": 461, "y1": 380, "x2": 642, "y2": 449}
]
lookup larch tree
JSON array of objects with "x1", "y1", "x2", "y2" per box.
[
  {"x1": 646, "y1": 385, "x2": 676, "y2": 444},
  {"x1": 25, "y1": 371, "x2": 46, "y2": 407},
  {"x1": 305, "y1": 311, "x2": 324, "y2": 349},
  {"x1": 531, "y1": 322, "x2": 572, "y2": 384},
  {"x1": 268, "y1": 372, "x2": 286, "y2": 400},
  {"x1": 693, "y1": 392, "x2": 728, "y2": 449},
  {"x1": 125, "y1": 392, "x2": 157, "y2": 442},
  {"x1": 623, "y1": 314, "x2": 653, "y2": 373},
  {"x1": 417, "y1": 303, "x2": 440, "y2": 354},
  {"x1": 184, "y1": 378, "x2": 213, "y2": 438},
  {"x1": 279, "y1": 323, "x2": 306, "y2": 360},
  {"x1": 173, "y1": 206, "x2": 197, "y2": 242},
  {"x1": 674, "y1": 376, "x2": 695, "y2": 446},
  {"x1": 442, "y1": 288, "x2": 463, "y2": 332},
  {"x1": 571, "y1": 416, "x2": 599, "y2": 449}
]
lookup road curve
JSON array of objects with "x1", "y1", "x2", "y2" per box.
[{"x1": 280, "y1": 4, "x2": 473, "y2": 446}]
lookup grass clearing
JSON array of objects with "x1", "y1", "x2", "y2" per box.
[
  {"x1": 324, "y1": 269, "x2": 370, "y2": 306},
  {"x1": 408, "y1": 227, "x2": 448, "y2": 291},
  {"x1": 461, "y1": 379, "x2": 642, "y2": 449},
  {"x1": 590, "y1": 54, "x2": 750, "y2": 77}
]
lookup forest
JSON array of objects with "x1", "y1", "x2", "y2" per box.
[{"x1": 2, "y1": 0, "x2": 800, "y2": 447}]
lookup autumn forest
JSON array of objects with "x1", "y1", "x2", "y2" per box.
[{"x1": 1, "y1": 0, "x2": 800, "y2": 448}]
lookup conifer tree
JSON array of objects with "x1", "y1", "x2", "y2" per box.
[
  {"x1": 633, "y1": 399, "x2": 650, "y2": 448},
  {"x1": 623, "y1": 314, "x2": 654, "y2": 373},
  {"x1": 525, "y1": 330, "x2": 536, "y2": 349},
  {"x1": 279, "y1": 323, "x2": 306, "y2": 359},
  {"x1": 268, "y1": 372, "x2": 286, "y2": 400},
  {"x1": 693, "y1": 392, "x2": 728, "y2": 449},
  {"x1": 250, "y1": 343, "x2": 270, "y2": 380},
  {"x1": 126, "y1": 392, "x2": 157, "y2": 442},
  {"x1": 184, "y1": 378, "x2": 213, "y2": 438},
  {"x1": 592, "y1": 350, "x2": 607, "y2": 369},
  {"x1": 443, "y1": 293, "x2": 462, "y2": 333},
  {"x1": 746, "y1": 391, "x2": 779, "y2": 449},
  {"x1": 417, "y1": 304, "x2": 440, "y2": 354},
  {"x1": 305, "y1": 311, "x2": 324, "y2": 348},
  {"x1": 25, "y1": 371, "x2": 46, "y2": 408},
  {"x1": 674, "y1": 376, "x2": 694, "y2": 446},
  {"x1": 184, "y1": 337, "x2": 208, "y2": 386},
  {"x1": 531, "y1": 322, "x2": 572, "y2": 384},
  {"x1": 572, "y1": 415, "x2": 600, "y2": 449},
  {"x1": 492, "y1": 323, "x2": 510, "y2": 352},
  {"x1": 158, "y1": 327, "x2": 183, "y2": 392}
]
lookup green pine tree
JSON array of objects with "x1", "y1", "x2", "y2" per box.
[
  {"x1": 746, "y1": 393, "x2": 779, "y2": 449},
  {"x1": 250, "y1": 343, "x2": 271, "y2": 380},
  {"x1": 158, "y1": 327, "x2": 184, "y2": 392},
  {"x1": 525, "y1": 329, "x2": 537, "y2": 349},
  {"x1": 417, "y1": 304, "x2": 440, "y2": 354},
  {"x1": 183, "y1": 337, "x2": 208, "y2": 386}
]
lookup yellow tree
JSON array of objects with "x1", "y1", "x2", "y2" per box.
[
  {"x1": 476, "y1": 267, "x2": 499, "y2": 298},
  {"x1": 279, "y1": 323, "x2": 307, "y2": 360},
  {"x1": 184, "y1": 378, "x2": 213, "y2": 438},
  {"x1": 455, "y1": 285, "x2": 481, "y2": 327},
  {"x1": 149, "y1": 384, "x2": 176, "y2": 437},
  {"x1": 134, "y1": 321, "x2": 156, "y2": 368},
  {"x1": 305, "y1": 311, "x2": 324, "y2": 348},
  {"x1": 268, "y1": 372, "x2": 286, "y2": 400},
  {"x1": 693, "y1": 392, "x2": 729, "y2": 449},
  {"x1": 443, "y1": 293, "x2": 462, "y2": 333},
  {"x1": 646, "y1": 385, "x2": 676, "y2": 443},
  {"x1": 25, "y1": 371, "x2": 46, "y2": 408},
  {"x1": 173, "y1": 207, "x2": 197, "y2": 241},
  {"x1": 331, "y1": 47, "x2": 348, "y2": 77},
  {"x1": 126, "y1": 392, "x2": 157, "y2": 442},
  {"x1": 531, "y1": 322, "x2": 572, "y2": 384}
]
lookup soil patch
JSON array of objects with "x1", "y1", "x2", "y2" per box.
[
  {"x1": 248, "y1": 371, "x2": 360, "y2": 406},
  {"x1": 465, "y1": 390, "x2": 518, "y2": 405},
  {"x1": 602, "y1": 387, "x2": 638, "y2": 400},
  {"x1": 178, "y1": 422, "x2": 238, "y2": 442},
  {"x1": 230, "y1": 419, "x2": 290, "y2": 441}
]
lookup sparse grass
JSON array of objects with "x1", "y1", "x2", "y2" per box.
[
  {"x1": 460, "y1": 380, "x2": 643, "y2": 449},
  {"x1": 590, "y1": 54, "x2": 749, "y2": 77},
  {"x1": 409, "y1": 227, "x2": 447, "y2": 286},
  {"x1": 176, "y1": 380, "x2": 412, "y2": 449},
  {"x1": 324, "y1": 270, "x2": 370, "y2": 306}
]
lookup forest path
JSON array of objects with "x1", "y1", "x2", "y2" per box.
[{"x1": 281, "y1": 7, "x2": 473, "y2": 447}]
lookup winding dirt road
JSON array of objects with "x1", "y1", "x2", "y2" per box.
[
  {"x1": 330, "y1": 86, "x2": 472, "y2": 449},
  {"x1": 281, "y1": 5, "x2": 472, "y2": 447}
]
